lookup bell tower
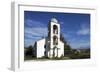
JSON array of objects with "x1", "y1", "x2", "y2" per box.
[{"x1": 47, "y1": 18, "x2": 60, "y2": 58}]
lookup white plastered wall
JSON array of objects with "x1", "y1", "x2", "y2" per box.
[{"x1": 36, "y1": 39, "x2": 46, "y2": 58}]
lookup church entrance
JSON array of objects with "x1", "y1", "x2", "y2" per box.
[{"x1": 53, "y1": 47, "x2": 58, "y2": 58}]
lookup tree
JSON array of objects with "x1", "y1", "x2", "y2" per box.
[
  {"x1": 24, "y1": 45, "x2": 33, "y2": 56},
  {"x1": 60, "y1": 33, "x2": 72, "y2": 56}
]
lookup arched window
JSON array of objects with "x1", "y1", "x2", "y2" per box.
[
  {"x1": 53, "y1": 36, "x2": 58, "y2": 45},
  {"x1": 53, "y1": 25, "x2": 58, "y2": 34}
]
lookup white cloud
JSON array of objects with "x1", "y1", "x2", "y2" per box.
[
  {"x1": 24, "y1": 19, "x2": 48, "y2": 47},
  {"x1": 77, "y1": 24, "x2": 90, "y2": 35},
  {"x1": 25, "y1": 27, "x2": 47, "y2": 37},
  {"x1": 25, "y1": 19, "x2": 45, "y2": 27},
  {"x1": 24, "y1": 27, "x2": 48, "y2": 47},
  {"x1": 77, "y1": 28, "x2": 90, "y2": 35}
]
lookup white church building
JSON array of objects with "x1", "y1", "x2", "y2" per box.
[{"x1": 33, "y1": 18, "x2": 64, "y2": 58}]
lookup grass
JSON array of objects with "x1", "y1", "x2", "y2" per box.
[
  {"x1": 24, "y1": 55, "x2": 71, "y2": 61},
  {"x1": 24, "y1": 52, "x2": 90, "y2": 61}
]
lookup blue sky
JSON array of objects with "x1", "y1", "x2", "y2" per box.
[{"x1": 24, "y1": 11, "x2": 90, "y2": 49}]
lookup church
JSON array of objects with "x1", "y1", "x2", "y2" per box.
[{"x1": 33, "y1": 18, "x2": 64, "y2": 58}]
